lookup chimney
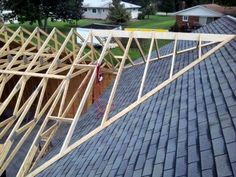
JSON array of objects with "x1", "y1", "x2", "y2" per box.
[{"x1": 181, "y1": 1, "x2": 186, "y2": 10}]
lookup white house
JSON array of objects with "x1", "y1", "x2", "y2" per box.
[
  {"x1": 82, "y1": 0, "x2": 141, "y2": 20},
  {"x1": 0, "y1": 10, "x2": 19, "y2": 24},
  {"x1": 173, "y1": 4, "x2": 236, "y2": 29}
]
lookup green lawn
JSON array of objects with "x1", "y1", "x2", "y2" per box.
[
  {"x1": 5, "y1": 15, "x2": 176, "y2": 61},
  {"x1": 6, "y1": 15, "x2": 175, "y2": 32},
  {"x1": 6, "y1": 19, "x2": 104, "y2": 33},
  {"x1": 125, "y1": 15, "x2": 175, "y2": 29}
]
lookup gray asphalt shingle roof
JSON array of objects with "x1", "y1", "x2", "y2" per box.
[{"x1": 36, "y1": 16, "x2": 236, "y2": 177}]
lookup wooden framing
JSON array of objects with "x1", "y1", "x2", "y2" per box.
[{"x1": 0, "y1": 26, "x2": 234, "y2": 177}]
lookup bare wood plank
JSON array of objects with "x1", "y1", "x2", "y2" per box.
[
  {"x1": 91, "y1": 29, "x2": 234, "y2": 42},
  {"x1": 60, "y1": 34, "x2": 112, "y2": 152},
  {"x1": 101, "y1": 34, "x2": 133, "y2": 126},
  {"x1": 169, "y1": 34, "x2": 178, "y2": 79},
  {"x1": 137, "y1": 34, "x2": 155, "y2": 100},
  {"x1": 27, "y1": 35, "x2": 235, "y2": 177},
  {"x1": 134, "y1": 38, "x2": 146, "y2": 62},
  {"x1": 49, "y1": 116, "x2": 73, "y2": 123},
  {"x1": 125, "y1": 40, "x2": 218, "y2": 69},
  {"x1": 0, "y1": 69, "x2": 66, "y2": 79},
  {"x1": 114, "y1": 37, "x2": 134, "y2": 66}
]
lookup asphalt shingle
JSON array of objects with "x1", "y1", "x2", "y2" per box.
[{"x1": 35, "y1": 16, "x2": 236, "y2": 177}]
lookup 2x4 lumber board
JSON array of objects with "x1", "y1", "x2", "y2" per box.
[
  {"x1": 1, "y1": 28, "x2": 38, "y2": 70},
  {"x1": 27, "y1": 35, "x2": 235, "y2": 177},
  {"x1": 74, "y1": 64, "x2": 96, "y2": 69},
  {"x1": 17, "y1": 27, "x2": 39, "y2": 47},
  {"x1": 0, "y1": 28, "x2": 61, "y2": 167},
  {"x1": 137, "y1": 35, "x2": 155, "y2": 100},
  {"x1": 46, "y1": 29, "x2": 74, "y2": 73},
  {"x1": 91, "y1": 30, "x2": 234, "y2": 42},
  {"x1": 31, "y1": 126, "x2": 59, "y2": 170},
  {"x1": 169, "y1": 35, "x2": 178, "y2": 79},
  {"x1": 0, "y1": 27, "x2": 21, "y2": 55},
  {"x1": 114, "y1": 37, "x2": 134, "y2": 66},
  {"x1": 60, "y1": 34, "x2": 112, "y2": 152},
  {"x1": 0, "y1": 26, "x2": 5, "y2": 34},
  {"x1": 0, "y1": 144, "x2": 3, "y2": 154},
  {"x1": 1, "y1": 82, "x2": 63, "y2": 174},
  {"x1": 17, "y1": 32, "x2": 93, "y2": 176},
  {"x1": 15, "y1": 120, "x2": 34, "y2": 135},
  {"x1": 0, "y1": 119, "x2": 14, "y2": 139},
  {"x1": 134, "y1": 38, "x2": 146, "y2": 62},
  {"x1": 49, "y1": 116, "x2": 73, "y2": 123},
  {"x1": 0, "y1": 69, "x2": 66, "y2": 79},
  {"x1": 41, "y1": 123, "x2": 58, "y2": 138},
  {"x1": 198, "y1": 35, "x2": 202, "y2": 60},
  {"x1": 58, "y1": 32, "x2": 94, "y2": 117},
  {"x1": 37, "y1": 28, "x2": 66, "y2": 53},
  {"x1": 0, "y1": 117, "x2": 13, "y2": 128},
  {"x1": 70, "y1": 68, "x2": 90, "y2": 78},
  {"x1": 125, "y1": 40, "x2": 218, "y2": 69},
  {"x1": 154, "y1": 39, "x2": 160, "y2": 59},
  {"x1": 13, "y1": 78, "x2": 27, "y2": 115},
  {"x1": 9, "y1": 83, "x2": 64, "y2": 176},
  {"x1": 62, "y1": 70, "x2": 92, "y2": 117},
  {"x1": 101, "y1": 34, "x2": 133, "y2": 126},
  {"x1": 94, "y1": 36, "x2": 120, "y2": 67}
]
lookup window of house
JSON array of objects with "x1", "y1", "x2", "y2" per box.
[
  {"x1": 92, "y1": 9, "x2": 96, "y2": 13},
  {"x1": 182, "y1": 16, "x2": 189, "y2": 22},
  {"x1": 84, "y1": 8, "x2": 87, "y2": 12}
]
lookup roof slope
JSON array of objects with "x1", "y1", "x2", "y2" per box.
[
  {"x1": 174, "y1": 4, "x2": 236, "y2": 17},
  {"x1": 36, "y1": 16, "x2": 236, "y2": 177},
  {"x1": 203, "y1": 4, "x2": 236, "y2": 16}
]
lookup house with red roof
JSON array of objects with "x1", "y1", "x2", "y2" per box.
[{"x1": 173, "y1": 4, "x2": 236, "y2": 31}]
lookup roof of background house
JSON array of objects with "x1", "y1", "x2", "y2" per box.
[
  {"x1": 82, "y1": 0, "x2": 141, "y2": 9},
  {"x1": 34, "y1": 16, "x2": 236, "y2": 177},
  {"x1": 203, "y1": 4, "x2": 236, "y2": 16},
  {"x1": 174, "y1": 4, "x2": 236, "y2": 17}
]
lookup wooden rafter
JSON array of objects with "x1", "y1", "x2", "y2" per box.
[{"x1": 0, "y1": 26, "x2": 234, "y2": 177}]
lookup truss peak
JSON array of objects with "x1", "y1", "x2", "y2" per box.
[{"x1": 0, "y1": 26, "x2": 234, "y2": 177}]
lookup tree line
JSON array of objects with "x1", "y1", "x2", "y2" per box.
[
  {"x1": 124, "y1": 0, "x2": 236, "y2": 13},
  {"x1": 1, "y1": 0, "x2": 83, "y2": 29},
  {"x1": 1, "y1": 0, "x2": 235, "y2": 28}
]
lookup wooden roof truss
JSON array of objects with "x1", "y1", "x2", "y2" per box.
[{"x1": 0, "y1": 26, "x2": 234, "y2": 177}]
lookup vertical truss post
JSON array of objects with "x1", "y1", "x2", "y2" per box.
[
  {"x1": 198, "y1": 34, "x2": 202, "y2": 60},
  {"x1": 101, "y1": 33, "x2": 133, "y2": 126},
  {"x1": 137, "y1": 33, "x2": 155, "y2": 100},
  {"x1": 169, "y1": 34, "x2": 178, "y2": 79},
  {"x1": 154, "y1": 39, "x2": 160, "y2": 59},
  {"x1": 37, "y1": 28, "x2": 41, "y2": 50}
]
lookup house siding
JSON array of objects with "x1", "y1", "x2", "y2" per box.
[
  {"x1": 176, "y1": 15, "x2": 199, "y2": 29},
  {"x1": 83, "y1": 8, "x2": 109, "y2": 20},
  {"x1": 83, "y1": 8, "x2": 139, "y2": 20}
]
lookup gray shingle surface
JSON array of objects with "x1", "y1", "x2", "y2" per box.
[{"x1": 36, "y1": 16, "x2": 236, "y2": 177}]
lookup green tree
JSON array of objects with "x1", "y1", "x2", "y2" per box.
[
  {"x1": 54, "y1": 0, "x2": 83, "y2": 25},
  {"x1": 108, "y1": 0, "x2": 131, "y2": 24},
  {"x1": 2, "y1": 0, "x2": 83, "y2": 30},
  {"x1": 161, "y1": 0, "x2": 175, "y2": 13},
  {"x1": 142, "y1": 4, "x2": 156, "y2": 19}
]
